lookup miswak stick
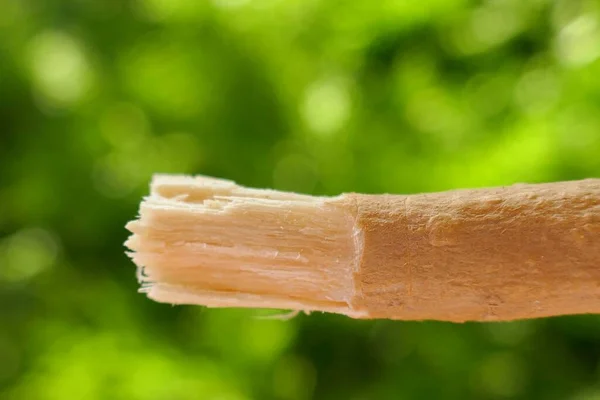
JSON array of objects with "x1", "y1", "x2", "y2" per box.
[{"x1": 125, "y1": 175, "x2": 600, "y2": 322}]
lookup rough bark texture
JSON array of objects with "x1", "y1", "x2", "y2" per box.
[{"x1": 347, "y1": 179, "x2": 600, "y2": 322}]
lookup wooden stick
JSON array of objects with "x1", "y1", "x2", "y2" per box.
[{"x1": 125, "y1": 175, "x2": 600, "y2": 322}]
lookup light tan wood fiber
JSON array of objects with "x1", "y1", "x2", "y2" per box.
[{"x1": 126, "y1": 176, "x2": 600, "y2": 322}]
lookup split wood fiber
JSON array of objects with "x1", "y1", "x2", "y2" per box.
[{"x1": 126, "y1": 176, "x2": 600, "y2": 322}]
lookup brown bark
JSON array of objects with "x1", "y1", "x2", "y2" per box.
[{"x1": 345, "y1": 179, "x2": 600, "y2": 322}]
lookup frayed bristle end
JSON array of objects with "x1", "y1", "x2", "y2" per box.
[{"x1": 125, "y1": 175, "x2": 364, "y2": 317}]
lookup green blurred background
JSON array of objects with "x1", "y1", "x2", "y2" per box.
[{"x1": 1, "y1": 0, "x2": 600, "y2": 399}]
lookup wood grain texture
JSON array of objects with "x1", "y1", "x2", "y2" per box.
[{"x1": 344, "y1": 179, "x2": 600, "y2": 322}]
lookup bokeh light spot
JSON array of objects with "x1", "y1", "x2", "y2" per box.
[
  {"x1": 470, "y1": 4, "x2": 522, "y2": 49},
  {"x1": 241, "y1": 318, "x2": 295, "y2": 363},
  {"x1": 29, "y1": 31, "x2": 92, "y2": 108},
  {"x1": 302, "y1": 78, "x2": 351, "y2": 136},
  {"x1": 514, "y1": 66, "x2": 560, "y2": 115},
  {"x1": 472, "y1": 352, "x2": 526, "y2": 398},
  {"x1": 0, "y1": 228, "x2": 59, "y2": 283},
  {"x1": 556, "y1": 15, "x2": 600, "y2": 67},
  {"x1": 405, "y1": 87, "x2": 470, "y2": 150}
]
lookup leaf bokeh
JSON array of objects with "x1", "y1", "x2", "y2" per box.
[{"x1": 1, "y1": 0, "x2": 600, "y2": 399}]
